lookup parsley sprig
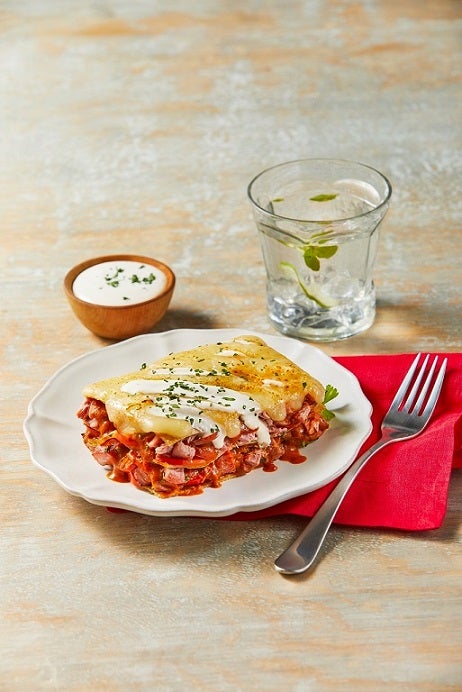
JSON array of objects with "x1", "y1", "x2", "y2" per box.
[{"x1": 321, "y1": 384, "x2": 339, "y2": 421}]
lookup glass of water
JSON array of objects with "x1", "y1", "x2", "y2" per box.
[{"x1": 247, "y1": 158, "x2": 392, "y2": 341}]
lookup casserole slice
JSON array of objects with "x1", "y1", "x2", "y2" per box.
[{"x1": 77, "y1": 335, "x2": 331, "y2": 497}]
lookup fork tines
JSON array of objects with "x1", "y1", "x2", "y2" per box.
[{"x1": 394, "y1": 353, "x2": 447, "y2": 417}]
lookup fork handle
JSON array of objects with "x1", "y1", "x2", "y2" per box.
[{"x1": 274, "y1": 436, "x2": 395, "y2": 574}]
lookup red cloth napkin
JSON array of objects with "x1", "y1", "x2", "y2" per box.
[
  {"x1": 107, "y1": 353, "x2": 462, "y2": 531},
  {"x1": 230, "y1": 352, "x2": 462, "y2": 530}
]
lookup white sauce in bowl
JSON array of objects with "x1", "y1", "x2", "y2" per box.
[{"x1": 72, "y1": 260, "x2": 168, "y2": 306}]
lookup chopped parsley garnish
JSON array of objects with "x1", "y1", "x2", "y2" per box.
[
  {"x1": 131, "y1": 272, "x2": 157, "y2": 284},
  {"x1": 104, "y1": 267, "x2": 124, "y2": 287},
  {"x1": 130, "y1": 267, "x2": 156, "y2": 284}
]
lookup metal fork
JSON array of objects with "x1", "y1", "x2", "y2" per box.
[{"x1": 274, "y1": 353, "x2": 447, "y2": 575}]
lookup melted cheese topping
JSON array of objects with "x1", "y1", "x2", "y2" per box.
[
  {"x1": 83, "y1": 335, "x2": 325, "y2": 440},
  {"x1": 120, "y1": 379, "x2": 270, "y2": 448}
]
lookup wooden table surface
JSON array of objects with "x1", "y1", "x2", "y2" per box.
[{"x1": 2, "y1": 2, "x2": 461, "y2": 690}]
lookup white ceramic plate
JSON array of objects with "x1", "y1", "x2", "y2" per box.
[{"x1": 24, "y1": 329, "x2": 372, "y2": 517}]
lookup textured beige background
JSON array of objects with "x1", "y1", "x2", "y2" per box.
[{"x1": 1, "y1": 1, "x2": 461, "y2": 690}]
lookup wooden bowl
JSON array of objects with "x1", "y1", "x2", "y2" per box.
[{"x1": 64, "y1": 254, "x2": 175, "y2": 340}]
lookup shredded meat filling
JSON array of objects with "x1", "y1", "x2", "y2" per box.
[{"x1": 77, "y1": 396, "x2": 328, "y2": 498}]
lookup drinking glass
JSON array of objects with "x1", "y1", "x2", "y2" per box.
[{"x1": 248, "y1": 158, "x2": 392, "y2": 341}]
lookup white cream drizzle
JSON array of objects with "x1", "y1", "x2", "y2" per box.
[
  {"x1": 121, "y1": 378, "x2": 271, "y2": 447},
  {"x1": 263, "y1": 378, "x2": 285, "y2": 387}
]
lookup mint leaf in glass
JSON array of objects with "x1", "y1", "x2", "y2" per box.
[{"x1": 309, "y1": 193, "x2": 338, "y2": 202}]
